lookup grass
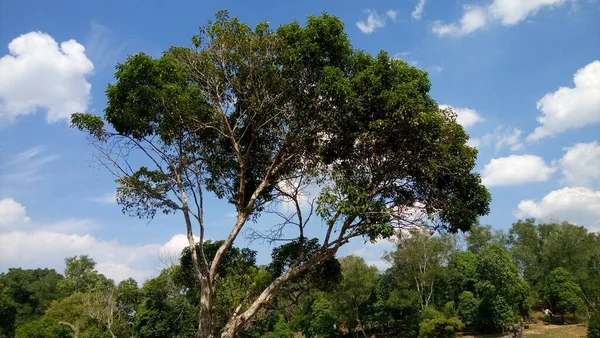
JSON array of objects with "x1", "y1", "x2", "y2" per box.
[{"x1": 461, "y1": 322, "x2": 587, "y2": 338}]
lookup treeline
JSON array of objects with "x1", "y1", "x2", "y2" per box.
[{"x1": 1, "y1": 219, "x2": 600, "y2": 338}]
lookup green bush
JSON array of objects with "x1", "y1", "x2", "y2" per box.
[
  {"x1": 457, "y1": 291, "x2": 480, "y2": 328},
  {"x1": 307, "y1": 297, "x2": 336, "y2": 338},
  {"x1": 589, "y1": 307, "x2": 600, "y2": 338},
  {"x1": 418, "y1": 307, "x2": 464, "y2": 338}
]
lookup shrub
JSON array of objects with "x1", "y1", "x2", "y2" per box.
[
  {"x1": 418, "y1": 307, "x2": 464, "y2": 338},
  {"x1": 589, "y1": 307, "x2": 600, "y2": 338}
]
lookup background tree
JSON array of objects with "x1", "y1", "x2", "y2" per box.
[
  {"x1": 334, "y1": 255, "x2": 379, "y2": 338},
  {"x1": 59, "y1": 256, "x2": 113, "y2": 295},
  {"x1": 386, "y1": 231, "x2": 454, "y2": 310},
  {"x1": 71, "y1": 11, "x2": 490, "y2": 338},
  {"x1": 542, "y1": 267, "x2": 586, "y2": 323}
]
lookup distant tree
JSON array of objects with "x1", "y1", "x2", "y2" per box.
[
  {"x1": 72, "y1": 11, "x2": 490, "y2": 338},
  {"x1": 457, "y1": 291, "x2": 479, "y2": 329},
  {"x1": 59, "y1": 255, "x2": 113, "y2": 294},
  {"x1": 466, "y1": 224, "x2": 506, "y2": 254},
  {"x1": 307, "y1": 296, "x2": 337, "y2": 338},
  {"x1": 334, "y1": 256, "x2": 379, "y2": 338},
  {"x1": 14, "y1": 316, "x2": 71, "y2": 338},
  {"x1": 542, "y1": 267, "x2": 586, "y2": 323},
  {"x1": 0, "y1": 267, "x2": 64, "y2": 332},
  {"x1": 115, "y1": 278, "x2": 140, "y2": 326},
  {"x1": 387, "y1": 231, "x2": 455, "y2": 310},
  {"x1": 0, "y1": 280, "x2": 17, "y2": 338},
  {"x1": 474, "y1": 245, "x2": 530, "y2": 330},
  {"x1": 133, "y1": 267, "x2": 196, "y2": 338}
]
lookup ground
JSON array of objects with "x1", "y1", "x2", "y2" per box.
[{"x1": 461, "y1": 322, "x2": 587, "y2": 338}]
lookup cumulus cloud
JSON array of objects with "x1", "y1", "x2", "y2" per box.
[
  {"x1": 0, "y1": 198, "x2": 31, "y2": 229},
  {"x1": 0, "y1": 198, "x2": 198, "y2": 283},
  {"x1": 347, "y1": 240, "x2": 395, "y2": 271},
  {"x1": 481, "y1": 155, "x2": 556, "y2": 187},
  {"x1": 0, "y1": 229, "x2": 160, "y2": 282},
  {"x1": 0, "y1": 32, "x2": 93, "y2": 124},
  {"x1": 412, "y1": 0, "x2": 427, "y2": 20},
  {"x1": 357, "y1": 9, "x2": 398, "y2": 34},
  {"x1": 516, "y1": 187, "x2": 600, "y2": 230},
  {"x1": 489, "y1": 0, "x2": 567, "y2": 25},
  {"x1": 471, "y1": 126, "x2": 524, "y2": 152},
  {"x1": 432, "y1": 6, "x2": 488, "y2": 36},
  {"x1": 528, "y1": 60, "x2": 600, "y2": 141},
  {"x1": 433, "y1": 0, "x2": 571, "y2": 36},
  {"x1": 159, "y1": 233, "x2": 199, "y2": 257},
  {"x1": 559, "y1": 141, "x2": 600, "y2": 188},
  {"x1": 439, "y1": 104, "x2": 485, "y2": 129}
]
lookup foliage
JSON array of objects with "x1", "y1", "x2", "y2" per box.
[
  {"x1": 542, "y1": 267, "x2": 586, "y2": 321},
  {"x1": 14, "y1": 316, "x2": 71, "y2": 338},
  {"x1": 457, "y1": 291, "x2": 479, "y2": 328},
  {"x1": 334, "y1": 255, "x2": 378, "y2": 332},
  {"x1": 307, "y1": 297, "x2": 337, "y2": 338},
  {"x1": 387, "y1": 231, "x2": 455, "y2": 309},
  {"x1": 59, "y1": 255, "x2": 113, "y2": 294},
  {"x1": 418, "y1": 306, "x2": 463, "y2": 338},
  {"x1": 589, "y1": 307, "x2": 600, "y2": 338}
]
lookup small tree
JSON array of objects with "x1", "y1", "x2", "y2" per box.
[{"x1": 542, "y1": 267, "x2": 586, "y2": 323}]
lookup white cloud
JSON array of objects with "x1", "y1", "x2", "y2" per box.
[
  {"x1": 412, "y1": 0, "x2": 427, "y2": 20},
  {"x1": 528, "y1": 60, "x2": 600, "y2": 141},
  {"x1": 386, "y1": 9, "x2": 398, "y2": 22},
  {"x1": 159, "y1": 233, "x2": 199, "y2": 257},
  {"x1": 432, "y1": 6, "x2": 488, "y2": 36},
  {"x1": 433, "y1": 0, "x2": 571, "y2": 36},
  {"x1": 357, "y1": 9, "x2": 397, "y2": 34},
  {"x1": 0, "y1": 198, "x2": 31, "y2": 229},
  {"x1": 0, "y1": 229, "x2": 160, "y2": 282},
  {"x1": 0, "y1": 32, "x2": 93, "y2": 124},
  {"x1": 347, "y1": 240, "x2": 394, "y2": 271},
  {"x1": 89, "y1": 191, "x2": 117, "y2": 205},
  {"x1": 516, "y1": 187, "x2": 600, "y2": 230},
  {"x1": 481, "y1": 155, "x2": 556, "y2": 186},
  {"x1": 471, "y1": 126, "x2": 524, "y2": 152},
  {"x1": 439, "y1": 104, "x2": 485, "y2": 129},
  {"x1": 0, "y1": 198, "x2": 199, "y2": 283},
  {"x1": 489, "y1": 0, "x2": 567, "y2": 25},
  {"x1": 559, "y1": 141, "x2": 600, "y2": 188}
]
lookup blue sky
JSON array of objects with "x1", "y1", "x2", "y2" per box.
[{"x1": 1, "y1": 0, "x2": 599, "y2": 282}]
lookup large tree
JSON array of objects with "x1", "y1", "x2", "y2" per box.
[{"x1": 72, "y1": 11, "x2": 489, "y2": 338}]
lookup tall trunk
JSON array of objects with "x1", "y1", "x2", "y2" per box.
[
  {"x1": 195, "y1": 277, "x2": 214, "y2": 338},
  {"x1": 357, "y1": 317, "x2": 368, "y2": 338}
]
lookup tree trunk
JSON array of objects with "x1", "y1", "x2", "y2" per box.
[
  {"x1": 357, "y1": 317, "x2": 368, "y2": 338},
  {"x1": 195, "y1": 277, "x2": 215, "y2": 338}
]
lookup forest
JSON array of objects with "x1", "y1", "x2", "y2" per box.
[
  {"x1": 1, "y1": 220, "x2": 600, "y2": 338},
  {"x1": 1, "y1": 9, "x2": 599, "y2": 338}
]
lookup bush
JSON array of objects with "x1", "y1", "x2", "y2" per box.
[
  {"x1": 418, "y1": 307, "x2": 464, "y2": 338},
  {"x1": 457, "y1": 291, "x2": 480, "y2": 328},
  {"x1": 589, "y1": 307, "x2": 600, "y2": 338}
]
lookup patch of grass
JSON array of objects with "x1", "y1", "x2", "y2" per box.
[{"x1": 461, "y1": 323, "x2": 587, "y2": 338}]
